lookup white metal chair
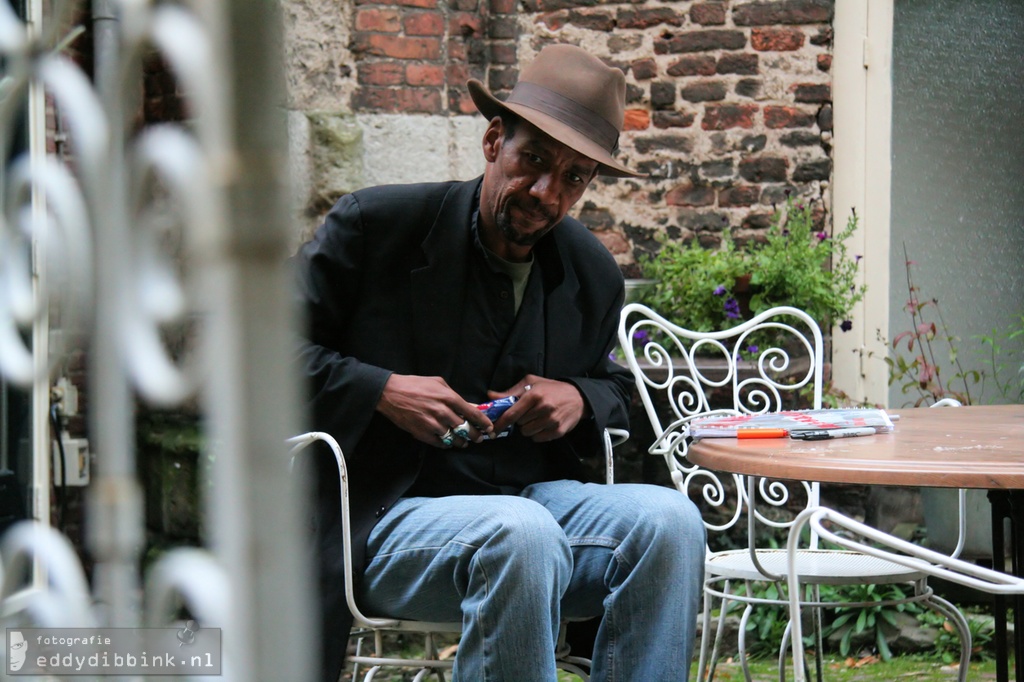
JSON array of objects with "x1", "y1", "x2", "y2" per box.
[
  {"x1": 285, "y1": 431, "x2": 595, "y2": 682},
  {"x1": 615, "y1": 303, "x2": 970, "y2": 682},
  {"x1": 787, "y1": 506, "x2": 1021, "y2": 682}
]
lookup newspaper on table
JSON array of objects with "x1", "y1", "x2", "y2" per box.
[{"x1": 689, "y1": 408, "x2": 895, "y2": 438}]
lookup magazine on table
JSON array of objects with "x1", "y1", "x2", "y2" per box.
[{"x1": 689, "y1": 408, "x2": 895, "y2": 439}]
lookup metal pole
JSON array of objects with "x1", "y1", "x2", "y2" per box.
[
  {"x1": 25, "y1": 0, "x2": 50, "y2": 600},
  {"x1": 91, "y1": 0, "x2": 117, "y2": 96},
  {"x1": 201, "y1": 2, "x2": 313, "y2": 679},
  {"x1": 87, "y1": 0, "x2": 143, "y2": 628}
]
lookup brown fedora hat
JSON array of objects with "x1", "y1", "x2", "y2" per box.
[{"x1": 467, "y1": 44, "x2": 642, "y2": 178}]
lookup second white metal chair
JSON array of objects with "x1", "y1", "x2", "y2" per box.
[
  {"x1": 615, "y1": 303, "x2": 970, "y2": 682},
  {"x1": 787, "y1": 504, "x2": 1019, "y2": 681}
]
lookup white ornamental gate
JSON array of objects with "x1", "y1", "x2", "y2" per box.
[{"x1": 0, "y1": 2, "x2": 314, "y2": 680}]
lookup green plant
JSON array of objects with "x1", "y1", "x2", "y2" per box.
[
  {"x1": 640, "y1": 233, "x2": 748, "y2": 333},
  {"x1": 639, "y1": 198, "x2": 866, "y2": 337},
  {"x1": 975, "y1": 312, "x2": 1024, "y2": 403},
  {"x1": 720, "y1": 580, "x2": 919, "y2": 661},
  {"x1": 748, "y1": 201, "x2": 865, "y2": 331},
  {"x1": 719, "y1": 582, "x2": 790, "y2": 659},
  {"x1": 820, "y1": 583, "x2": 918, "y2": 661},
  {"x1": 886, "y1": 249, "x2": 1024, "y2": 407},
  {"x1": 918, "y1": 610, "x2": 994, "y2": 664},
  {"x1": 743, "y1": 588, "x2": 792, "y2": 658},
  {"x1": 886, "y1": 247, "x2": 981, "y2": 406}
]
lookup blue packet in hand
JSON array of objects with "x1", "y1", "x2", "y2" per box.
[{"x1": 453, "y1": 396, "x2": 518, "y2": 440}]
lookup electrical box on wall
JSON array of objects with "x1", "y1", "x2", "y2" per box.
[
  {"x1": 53, "y1": 376, "x2": 79, "y2": 416},
  {"x1": 53, "y1": 434, "x2": 89, "y2": 486}
]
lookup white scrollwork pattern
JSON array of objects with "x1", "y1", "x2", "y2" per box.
[
  {"x1": 618, "y1": 302, "x2": 824, "y2": 543},
  {"x1": 0, "y1": 3, "x2": 304, "y2": 680}
]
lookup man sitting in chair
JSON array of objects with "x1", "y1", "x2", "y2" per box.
[{"x1": 292, "y1": 43, "x2": 705, "y2": 682}]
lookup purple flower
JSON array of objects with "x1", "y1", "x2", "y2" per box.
[
  {"x1": 781, "y1": 229, "x2": 790, "y2": 237},
  {"x1": 840, "y1": 319, "x2": 853, "y2": 332},
  {"x1": 632, "y1": 330, "x2": 649, "y2": 343},
  {"x1": 747, "y1": 345, "x2": 759, "y2": 354},
  {"x1": 724, "y1": 297, "x2": 741, "y2": 319},
  {"x1": 816, "y1": 231, "x2": 829, "y2": 242},
  {"x1": 713, "y1": 285, "x2": 727, "y2": 296},
  {"x1": 855, "y1": 254, "x2": 864, "y2": 262}
]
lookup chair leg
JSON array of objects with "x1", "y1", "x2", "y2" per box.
[
  {"x1": 737, "y1": 599, "x2": 755, "y2": 682},
  {"x1": 424, "y1": 632, "x2": 436, "y2": 659},
  {"x1": 778, "y1": 617, "x2": 793, "y2": 682},
  {"x1": 696, "y1": 581, "x2": 729, "y2": 675},
  {"x1": 811, "y1": 585, "x2": 824, "y2": 682},
  {"x1": 925, "y1": 594, "x2": 972, "y2": 682},
  {"x1": 783, "y1": 581, "x2": 819, "y2": 682},
  {"x1": 558, "y1": 659, "x2": 591, "y2": 680},
  {"x1": 352, "y1": 635, "x2": 366, "y2": 681},
  {"x1": 705, "y1": 581, "x2": 735, "y2": 682},
  {"x1": 697, "y1": 588, "x2": 714, "y2": 680}
]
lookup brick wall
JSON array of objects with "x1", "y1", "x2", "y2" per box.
[
  {"x1": 539, "y1": 0, "x2": 834, "y2": 274},
  {"x1": 349, "y1": 0, "x2": 522, "y2": 116},
  {"x1": 330, "y1": 0, "x2": 836, "y2": 275}
]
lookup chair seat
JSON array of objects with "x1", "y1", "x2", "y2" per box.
[
  {"x1": 353, "y1": 619, "x2": 463, "y2": 634},
  {"x1": 354, "y1": 614, "x2": 462, "y2": 630},
  {"x1": 707, "y1": 548, "x2": 926, "y2": 585}
]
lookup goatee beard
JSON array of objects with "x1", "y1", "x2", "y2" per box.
[{"x1": 497, "y1": 198, "x2": 557, "y2": 246}]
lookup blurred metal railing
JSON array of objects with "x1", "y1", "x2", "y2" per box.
[{"x1": 0, "y1": 2, "x2": 313, "y2": 679}]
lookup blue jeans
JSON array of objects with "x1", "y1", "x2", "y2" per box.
[{"x1": 358, "y1": 480, "x2": 705, "y2": 681}]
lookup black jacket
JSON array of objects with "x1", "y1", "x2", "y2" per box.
[{"x1": 292, "y1": 177, "x2": 631, "y2": 681}]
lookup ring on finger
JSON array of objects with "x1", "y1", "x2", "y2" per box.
[
  {"x1": 438, "y1": 428, "x2": 455, "y2": 447},
  {"x1": 452, "y1": 420, "x2": 471, "y2": 440}
]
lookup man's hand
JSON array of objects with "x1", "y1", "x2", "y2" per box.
[
  {"x1": 488, "y1": 375, "x2": 587, "y2": 442},
  {"x1": 378, "y1": 374, "x2": 493, "y2": 448}
]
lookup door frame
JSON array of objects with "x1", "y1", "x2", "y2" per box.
[{"x1": 831, "y1": 0, "x2": 894, "y2": 407}]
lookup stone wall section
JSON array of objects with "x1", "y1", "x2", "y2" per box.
[
  {"x1": 531, "y1": 0, "x2": 836, "y2": 274},
  {"x1": 282, "y1": 0, "x2": 836, "y2": 272}
]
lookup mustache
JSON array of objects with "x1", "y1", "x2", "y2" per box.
[{"x1": 509, "y1": 196, "x2": 557, "y2": 223}]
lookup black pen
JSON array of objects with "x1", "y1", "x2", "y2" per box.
[{"x1": 790, "y1": 427, "x2": 876, "y2": 441}]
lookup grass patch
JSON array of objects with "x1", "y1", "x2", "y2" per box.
[{"x1": 563, "y1": 656, "x2": 1007, "y2": 681}]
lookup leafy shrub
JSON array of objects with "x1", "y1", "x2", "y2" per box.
[{"x1": 639, "y1": 199, "x2": 865, "y2": 336}]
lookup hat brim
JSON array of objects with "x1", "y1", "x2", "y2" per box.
[{"x1": 467, "y1": 79, "x2": 643, "y2": 179}]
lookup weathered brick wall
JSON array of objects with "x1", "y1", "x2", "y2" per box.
[
  {"x1": 527, "y1": 0, "x2": 835, "y2": 274},
  {"x1": 284, "y1": 0, "x2": 836, "y2": 270}
]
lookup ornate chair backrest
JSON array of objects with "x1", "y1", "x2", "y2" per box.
[{"x1": 617, "y1": 303, "x2": 825, "y2": 545}]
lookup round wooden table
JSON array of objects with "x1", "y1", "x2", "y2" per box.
[
  {"x1": 687, "y1": 404, "x2": 1024, "y2": 489},
  {"x1": 688, "y1": 404, "x2": 1024, "y2": 682}
]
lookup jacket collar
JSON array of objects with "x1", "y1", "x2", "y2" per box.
[{"x1": 409, "y1": 177, "x2": 582, "y2": 377}]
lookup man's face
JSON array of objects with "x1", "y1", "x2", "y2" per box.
[
  {"x1": 9, "y1": 631, "x2": 26, "y2": 671},
  {"x1": 479, "y1": 118, "x2": 598, "y2": 260}
]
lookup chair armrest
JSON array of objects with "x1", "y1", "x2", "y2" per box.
[
  {"x1": 286, "y1": 432, "x2": 399, "y2": 629},
  {"x1": 605, "y1": 427, "x2": 629, "y2": 448},
  {"x1": 602, "y1": 428, "x2": 629, "y2": 484}
]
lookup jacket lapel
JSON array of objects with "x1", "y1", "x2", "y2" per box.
[
  {"x1": 409, "y1": 179, "x2": 480, "y2": 378},
  {"x1": 538, "y1": 228, "x2": 582, "y2": 377}
]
